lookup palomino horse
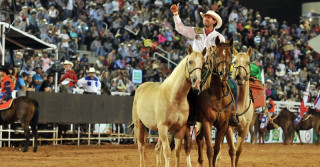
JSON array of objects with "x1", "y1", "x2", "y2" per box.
[
  {"x1": 132, "y1": 45, "x2": 206, "y2": 167},
  {"x1": 0, "y1": 96, "x2": 39, "y2": 152},
  {"x1": 225, "y1": 47, "x2": 254, "y2": 166},
  {"x1": 293, "y1": 108, "x2": 320, "y2": 145},
  {"x1": 196, "y1": 38, "x2": 234, "y2": 167}
]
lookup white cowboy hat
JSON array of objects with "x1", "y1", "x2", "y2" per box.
[
  {"x1": 87, "y1": 67, "x2": 96, "y2": 73},
  {"x1": 39, "y1": 7, "x2": 45, "y2": 10},
  {"x1": 278, "y1": 91, "x2": 284, "y2": 95},
  {"x1": 62, "y1": 60, "x2": 73, "y2": 67},
  {"x1": 266, "y1": 79, "x2": 274, "y2": 84},
  {"x1": 200, "y1": 10, "x2": 222, "y2": 29}
]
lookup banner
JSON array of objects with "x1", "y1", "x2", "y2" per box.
[{"x1": 132, "y1": 69, "x2": 142, "y2": 84}]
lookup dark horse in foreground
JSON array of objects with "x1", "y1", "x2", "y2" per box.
[
  {"x1": 294, "y1": 108, "x2": 320, "y2": 145},
  {"x1": 0, "y1": 96, "x2": 39, "y2": 152}
]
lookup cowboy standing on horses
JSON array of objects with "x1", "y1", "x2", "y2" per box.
[
  {"x1": 0, "y1": 67, "x2": 14, "y2": 103},
  {"x1": 170, "y1": 3, "x2": 239, "y2": 126}
]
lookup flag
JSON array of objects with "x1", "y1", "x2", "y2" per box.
[
  {"x1": 300, "y1": 82, "x2": 310, "y2": 117},
  {"x1": 314, "y1": 93, "x2": 320, "y2": 111}
]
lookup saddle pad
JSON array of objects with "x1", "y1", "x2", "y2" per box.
[
  {"x1": 260, "y1": 115, "x2": 269, "y2": 130},
  {"x1": 0, "y1": 99, "x2": 13, "y2": 110},
  {"x1": 250, "y1": 80, "x2": 266, "y2": 109}
]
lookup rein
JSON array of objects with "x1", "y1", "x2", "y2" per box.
[
  {"x1": 233, "y1": 65, "x2": 250, "y2": 86},
  {"x1": 238, "y1": 100, "x2": 252, "y2": 117},
  {"x1": 203, "y1": 84, "x2": 234, "y2": 122},
  {"x1": 186, "y1": 57, "x2": 202, "y2": 76}
]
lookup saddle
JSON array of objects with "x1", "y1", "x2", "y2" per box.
[{"x1": 0, "y1": 99, "x2": 13, "y2": 111}]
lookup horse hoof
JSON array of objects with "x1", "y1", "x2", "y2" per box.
[
  {"x1": 33, "y1": 148, "x2": 38, "y2": 152},
  {"x1": 22, "y1": 149, "x2": 28, "y2": 152}
]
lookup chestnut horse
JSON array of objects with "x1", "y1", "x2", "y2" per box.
[
  {"x1": 132, "y1": 45, "x2": 206, "y2": 167},
  {"x1": 196, "y1": 38, "x2": 234, "y2": 167},
  {"x1": 293, "y1": 108, "x2": 320, "y2": 145},
  {"x1": 0, "y1": 96, "x2": 39, "y2": 152},
  {"x1": 226, "y1": 47, "x2": 254, "y2": 166}
]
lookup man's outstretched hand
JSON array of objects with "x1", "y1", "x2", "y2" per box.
[{"x1": 170, "y1": 3, "x2": 180, "y2": 14}]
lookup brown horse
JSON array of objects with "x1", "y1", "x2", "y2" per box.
[
  {"x1": 225, "y1": 47, "x2": 254, "y2": 166},
  {"x1": 257, "y1": 108, "x2": 294, "y2": 145},
  {"x1": 132, "y1": 45, "x2": 205, "y2": 167},
  {"x1": 294, "y1": 108, "x2": 320, "y2": 145},
  {"x1": 0, "y1": 96, "x2": 39, "y2": 152},
  {"x1": 196, "y1": 38, "x2": 234, "y2": 167}
]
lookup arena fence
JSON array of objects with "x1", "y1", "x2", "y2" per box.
[{"x1": 0, "y1": 91, "x2": 316, "y2": 147}]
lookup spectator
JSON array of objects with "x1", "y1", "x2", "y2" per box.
[
  {"x1": 60, "y1": 60, "x2": 78, "y2": 93},
  {"x1": 15, "y1": 72, "x2": 28, "y2": 91},
  {"x1": 77, "y1": 67, "x2": 101, "y2": 95},
  {"x1": 39, "y1": 74, "x2": 55, "y2": 92},
  {"x1": 33, "y1": 67, "x2": 43, "y2": 91},
  {"x1": 0, "y1": 67, "x2": 14, "y2": 103}
]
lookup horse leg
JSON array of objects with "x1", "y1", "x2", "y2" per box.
[
  {"x1": 173, "y1": 125, "x2": 187, "y2": 167},
  {"x1": 283, "y1": 127, "x2": 289, "y2": 145},
  {"x1": 225, "y1": 127, "x2": 235, "y2": 167},
  {"x1": 202, "y1": 122, "x2": 214, "y2": 167},
  {"x1": 235, "y1": 126, "x2": 250, "y2": 167},
  {"x1": 213, "y1": 124, "x2": 228, "y2": 167},
  {"x1": 158, "y1": 124, "x2": 171, "y2": 167},
  {"x1": 136, "y1": 120, "x2": 146, "y2": 167},
  {"x1": 184, "y1": 126, "x2": 192, "y2": 167},
  {"x1": 21, "y1": 122, "x2": 30, "y2": 152},
  {"x1": 155, "y1": 139, "x2": 162, "y2": 167},
  {"x1": 196, "y1": 124, "x2": 205, "y2": 167},
  {"x1": 31, "y1": 122, "x2": 38, "y2": 152},
  {"x1": 314, "y1": 125, "x2": 320, "y2": 145}
]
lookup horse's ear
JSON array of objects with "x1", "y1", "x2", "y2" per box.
[
  {"x1": 247, "y1": 46, "x2": 252, "y2": 57},
  {"x1": 187, "y1": 45, "x2": 193, "y2": 55},
  {"x1": 215, "y1": 37, "x2": 221, "y2": 46},
  {"x1": 227, "y1": 38, "x2": 233, "y2": 46},
  {"x1": 233, "y1": 47, "x2": 238, "y2": 55},
  {"x1": 201, "y1": 47, "x2": 207, "y2": 57}
]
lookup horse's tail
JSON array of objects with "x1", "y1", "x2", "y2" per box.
[
  {"x1": 31, "y1": 99, "x2": 39, "y2": 127},
  {"x1": 132, "y1": 93, "x2": 139, "y2": 142}
]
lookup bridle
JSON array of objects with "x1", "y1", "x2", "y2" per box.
[
  {"x1": 233, "y1": 63, "x2": 250, "y2": 86},
  {"x1": 186, "y1": 57, "x2": 202, "y2": 77},
  {"x1": 210, "y1": 46, "x2": 232, "y2": 81}
]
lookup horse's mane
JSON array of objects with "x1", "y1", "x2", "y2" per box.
[{"x1": 160, "y1": 55, "x2": 189, "y2": 87}]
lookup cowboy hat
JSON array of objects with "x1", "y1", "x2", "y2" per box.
[
  {"x1": 16, "y1": 52, "x2": 23, "y2": 56},
  {"x1": 266, "y1": 79, "x2": 274, "y2": 84},
  {"x1": 200, "y1": 10, "x2": 222, "y2": 29},
  {"x1": 62, "y1": 60, "x2": 73, "y2": 67},
  {"x1": 278, "y1": 91, "x2": 284, "y2": 95},
  {"x1": 87, "y1": 67, "x2": 96, "y2": 73}
]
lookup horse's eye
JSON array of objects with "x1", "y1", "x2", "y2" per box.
[{"x1": 189, "y1": 61, "x2": 192, "y2": 65}]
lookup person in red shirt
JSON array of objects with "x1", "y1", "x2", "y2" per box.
[
  {"x1": 60, "y1": 60, "x2": 78, "y2": 93},
  {"x1": 267, "y1": 96, "x2": 276, "y2": 116},
  {"x1": 0, "y1": 67, "x2": 14, "y2": 103}
]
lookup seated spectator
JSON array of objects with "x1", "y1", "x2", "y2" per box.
[
  {"x1": 39, "y1": 74, "x2": 55, "y2": 92},
  {"x1": 15, "y1": 72, "x2": 28, "y2": 91}
]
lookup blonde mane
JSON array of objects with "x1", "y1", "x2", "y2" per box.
[{"x1": 160, "y1": 55, "x2": 189, "y2": 88}]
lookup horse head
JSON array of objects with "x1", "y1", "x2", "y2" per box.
[
  {"x1": 232, "y1": 46, "x2": 252, "y2": 86},
  {"x1": 186, "y1": 45, "x2": 206, "y2": 90},
  {"x1": 208, "y1": 37, "x2": 233, "y2": 82}
]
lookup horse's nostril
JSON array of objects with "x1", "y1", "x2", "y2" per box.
[
  {"x1": 192, "y1": 78, "x2": 197, "y2": 83},
  {"x1": 236, "y1": 75, "x2": 241, "y2": 80}
]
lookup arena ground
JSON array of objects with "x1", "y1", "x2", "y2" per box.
[{"x1": 0, "y1": 143, "x2": 319, "y2": 167}]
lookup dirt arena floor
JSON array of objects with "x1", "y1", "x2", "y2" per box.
[{"x1": 0, "y1": 143, "x2": 319, "y2": 167}]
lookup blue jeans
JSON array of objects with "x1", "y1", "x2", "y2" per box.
[{"x1": 229, "y1": 77, "x2": 238, "y2": 113}]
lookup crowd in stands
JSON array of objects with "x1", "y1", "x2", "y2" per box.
[{"x1": 0, "y1": 0, "x2": 319, "y2": 104}]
